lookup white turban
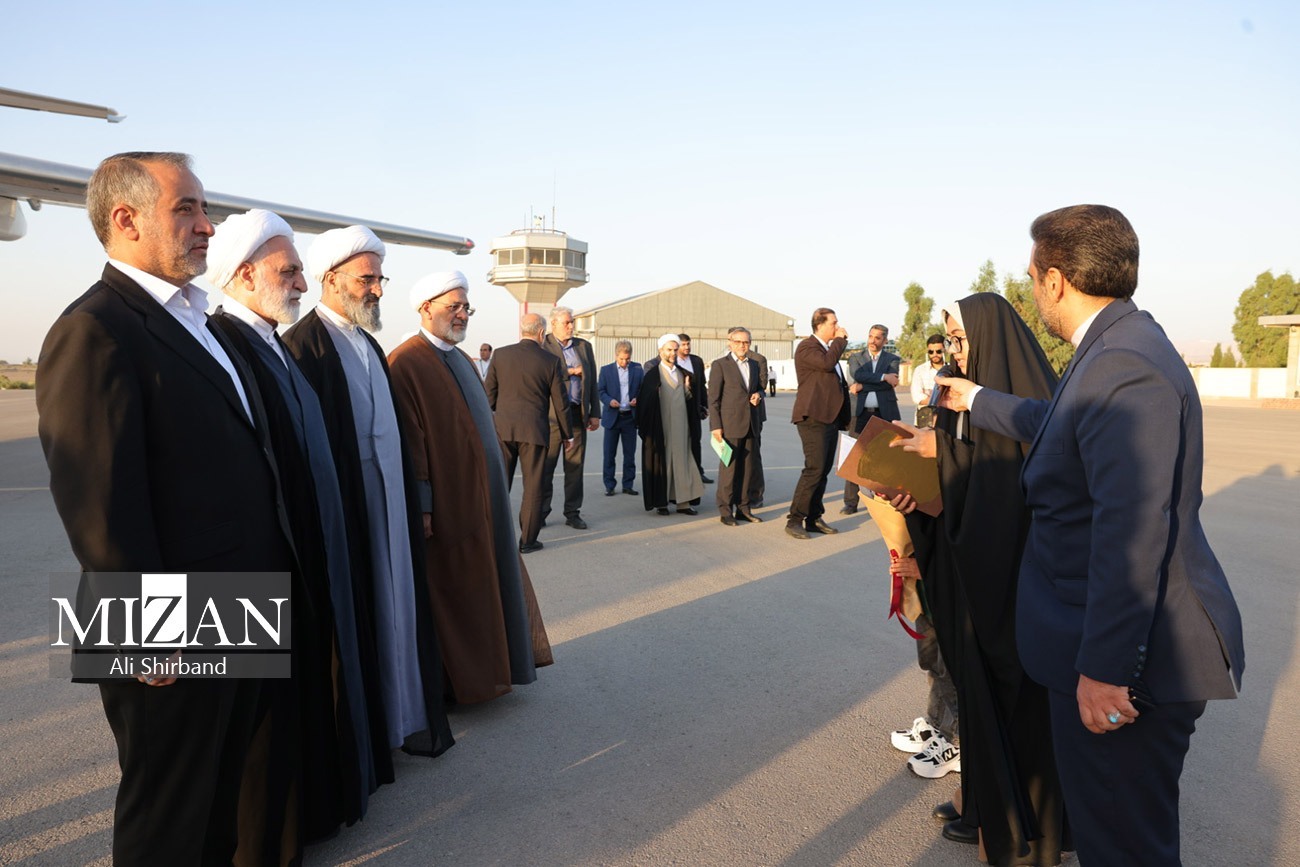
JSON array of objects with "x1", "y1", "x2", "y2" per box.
[
  {"x1": 941, "y1": 301, "x2": 965, "y2": 333},
  {"x1": 205, "y1": 209, "x2": 294, "y2": 290},
  {"x1": 409, "y1": 270, "x2": 469, "y2": 310},
  {"x1": 657, "y1": 333, "x2": 680, "y2": 350},
  {"x1": 306, "y1": 225, "x2": 386, "y2": 284}
]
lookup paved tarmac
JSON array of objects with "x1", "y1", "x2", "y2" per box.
[{"x1": 0, "y1": 389, "x2": 1297, "y2": 866}]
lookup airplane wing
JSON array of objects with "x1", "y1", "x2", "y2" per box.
[{"x1": 0, "y1": 151, "x2": 474, "y2": 253}]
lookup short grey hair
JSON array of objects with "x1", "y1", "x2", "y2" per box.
[
  {"x1": 869, "y1": 323, "x2": 889, "y2": 338},
  {"x1": 520, "y1": 313, "x2": 546, "y2": 336},
  {"x1": 614, "y1": 340, "x2": 633, "y2": 354},
  {"x1": 549, "y1": 306, "x2": 574, "y2": 323},
  {"x1": 87, "y1": 152, "x2": 193, "y2": 246}
]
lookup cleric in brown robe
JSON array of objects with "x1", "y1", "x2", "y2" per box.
[{"x1": 387, "y1": 270, "x2": 554, "y2": 704}]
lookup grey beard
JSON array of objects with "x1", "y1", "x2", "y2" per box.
[{"x1": 340, "y1": 292, "x2": 381, "y2": 333}]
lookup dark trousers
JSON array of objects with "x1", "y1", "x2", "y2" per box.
[
  {"x1": 542, "y1": 404, "x2": 587, "y2": 520},
  {"x1": 100, "y1": 677, "x2": 260, "y2": 866},
  {"x1": 602, "y1": 412, "x2": 637, "y2": 492},
  {"x1": 789, "y1": 418, "x2": 839, "y2": 524},
  {"x1": 915, "y1": 613, "x2": 958, "y2": 742},
  {"x1": 842, "y1": 409, "x2": 881, "y2": 505},
  {"x1": 1049, "y1": 689, "x2": 1206, "y2": 866},
  {"x1": 504, "y1": 439, "x2": 548, "y2": 545},
  {"x1": 715, "y1": 431, "x2": 761, "y2": 513}
]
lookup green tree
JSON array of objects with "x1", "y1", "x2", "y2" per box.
[
  {"x1": 1223, "y1": 346, "x2": 1238, "y2": 368},
  {"x1": 1210, "y1": 343, "x2": 1224, "y2": 367},
  {"x1": 969, "y1": 259, "x2": 999, "y2": 294},
  {"x1": 1232, "y1": 271, "x2": 1298, "y2": 367},
  {"x1": 896, "y1": 281, "x2": 937, "y2": 366},
  {"x1": 1003, "y1": 273, "x2": 1074, "y2": 374}
]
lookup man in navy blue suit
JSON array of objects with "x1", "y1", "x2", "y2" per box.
[
  {"x1": 597, "y1": 340, "x2": 643, "y2": 496},
  {"x1": 937, "y1": 205, "x2": 1244, "y2": 865}
]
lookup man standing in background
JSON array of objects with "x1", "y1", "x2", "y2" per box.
[
  {"x1": 473, "y1": 343, "x2": 493, "y2": 380},
  {"x1": 787, "y1": 308, "x2": 849, "y2": 539},
  {"x1": 490, "y1": 313, "x2": 574, "y2": 553},
  {"x1": 842, "y1": 324, "x2": 900, "y2": 514},
  {"x1": 542, "y1": 306, "x2": 599, "y2": 530},
  {"x1": 709, "y1": 327, "x2": 764, "y2": 526},
  {"x1": 675, "y1": 333, "x2": 712, "y2": 484},
  {"x1": 598, "y1": 340, "x2": 643, "y2": 496},
  {"x1": 909, "y1": 333, "x2": 947, "y2": 424}
]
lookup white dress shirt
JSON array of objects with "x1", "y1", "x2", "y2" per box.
[
  {"x1": 220, "y1": 295, "x2": 288, "y2": 367},
  {"x1": 110, "y1": 258, "x2": 252, "y2": 421}
]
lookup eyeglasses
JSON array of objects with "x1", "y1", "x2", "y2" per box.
[
  {"x1": 927, "y1": 349, "x2": 945, "y2": 356},
  {"x1": 429, "y1": 300, "x2": 476, "y2": 317},
  {"x1": 944, "y1": 336, "x2": 966, "y2": 353},
  {"x1": 333, "y1": 271, "x2": 389, "y2": 289}
]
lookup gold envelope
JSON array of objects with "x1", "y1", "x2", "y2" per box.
[{"x1": 835, "y1": 416, "x2": 943, "y2": 517}]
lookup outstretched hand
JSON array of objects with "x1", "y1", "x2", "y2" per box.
[
  {"x1": 935, "y1": 375, "x2": 976, "y2": 412},
  {"x1": 888, "y1": 421, "x2": 936, "y2": 459}
]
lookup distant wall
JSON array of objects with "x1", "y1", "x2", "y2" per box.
[{"x1": 1189, "y1": 368, "x2": 1287, "y2": 399}]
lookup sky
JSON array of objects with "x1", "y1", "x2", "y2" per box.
[{"x1": 2, "y1": 1, "x2": 1297, "y2": 364}]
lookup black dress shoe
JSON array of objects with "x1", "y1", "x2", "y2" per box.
[
  {"x1": 622, "y1": 488, "x2": 638, "y2": 495},
  {"x1": 806, "y1": 518, "x2": 839, "y2": 535},
  {"x1": 839, "y1": 504, "x2": 857, "y2": 515},
  {"x1": 932, "y1": 801, "x2": 960, "y2": 822},
  {"x1": 785, "y1": 522, "x2": 810, "y2": 540},
  {"x1": 941, "y1": 819, "x2": 978, "y2": 845},
  {"x1": 676, "y1": 507, "x2": 698, "y2": 516},
  {"x1": 736, "y1": 508, "x2": 763, "y2": 523},
  {"x1": 565, "y1": 516, "x2": 588, "y2": 530},
  {"x1": 656, "y1": 507, "x2": 671, "y2": 516},
  {"x1": 700, "y1": 474, "x2": 714, "y2": 484},
  {"x1": 605, "y1": 489, "x2": 616, "y2": 497},
  {"x1": 720, "y1": 514, "x2": 738, "y2": 526},
  {"x1": 519, "y1": 540, "x2": 544, "y2": 554}
]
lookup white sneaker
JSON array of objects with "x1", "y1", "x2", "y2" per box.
[
  {"x1": 890, "y1": 717, "x2": 936, "y2": 753},
  {"x1": 908, "y1": 734, "x2": 961, "y2": 779}
]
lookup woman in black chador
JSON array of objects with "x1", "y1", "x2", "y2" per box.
[{"x1": 895, "y1": 292, "x2": 1070, "y2": 866}]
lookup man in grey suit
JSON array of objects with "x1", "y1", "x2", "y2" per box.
[
  {"x1": 708, "y1": 327, "x2": 765, "y2": 525},
  {"x1": 542, "y1": 306, "x2": 600, "y2": 529},
  {"x1": 842, "y1": 324, "x2": 900, "y2": 514},
  {"x1": 489, "y1": 313, "x2": 574, "y2": 553},
  {"x1": 933, "y1": 204, "x2": 1244, "y2": 866}
]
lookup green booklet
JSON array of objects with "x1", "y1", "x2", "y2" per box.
[{"x1": 711, "y1": 436, "x2": 733, "y2": 467}]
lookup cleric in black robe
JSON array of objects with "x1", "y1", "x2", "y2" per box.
[
  {"x1": 900, "y1": 292, "x2": 1070, "y2": 865},
  {"x1": 205, "y1": 210, "x2": 377, "y2": 862},
  {"x1": 636, "y1": 334, "x2": 705, "y2": 514},
  {"x1": 282, "y1": 227, "x2": 454, "y2": 764}
]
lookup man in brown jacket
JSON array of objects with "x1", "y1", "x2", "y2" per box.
[{"x1": 787, "y1": 307, "x2": 850, "y2": 540}]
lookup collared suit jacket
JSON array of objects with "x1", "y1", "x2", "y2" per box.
[
  {"x1": 487, "y1": 339, "x2": 573, "y2": 446},
  {"x1": 707, "y1": 354, "x2": 763, "y2": 440},
  {"x1": 597, "y1": 361, "x2": 645, "y2": 428},
  {"x1": 38, "y1": 264, "x2": 293, "y2": 575},
  {"x1": 848, "y1": 349, "x2": 901, "y2": 421},
  {"x1": 791, "y1": 335, "x2": 850, "y2": 428},
  {"x1": 971, "y1": 298, "x2": 1244, "y2": 704},
  {"x1": 543, "y1": 334, "x2": 600, "y2": 422}
]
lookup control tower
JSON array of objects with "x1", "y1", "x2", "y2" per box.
[{"x1": 487, "y1": 220, "x2": 588, "y2": 328}]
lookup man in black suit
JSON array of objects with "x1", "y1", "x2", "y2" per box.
[
  {"x1": 787, "y1": 308, "x2": 850, "y2": 540},
  {"x1": 708, "y1": 327, "x2": 765, "y2": 525},
  {"x1": 541, "y1": 306, "x2": 599, "y2": 529},
  {"x1": 841, "y1": 323, "x2": 900, "y2": 514},
  {"x1": 36, "y1": 152, "x2": 295, "y2": 866},
  {"x1": 675, "y1": 333, "x2": 714, "y2": 484},
  {"x1": 936, "y1": 205, "x2": 1245, "y2": 865},
  {"x1": 489, "y1": 313, "x2": 574, "y2": 553}
]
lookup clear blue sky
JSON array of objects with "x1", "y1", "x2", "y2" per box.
[{"x1": 3, "y1": 1, "x2": 1296, "y2": 363}]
